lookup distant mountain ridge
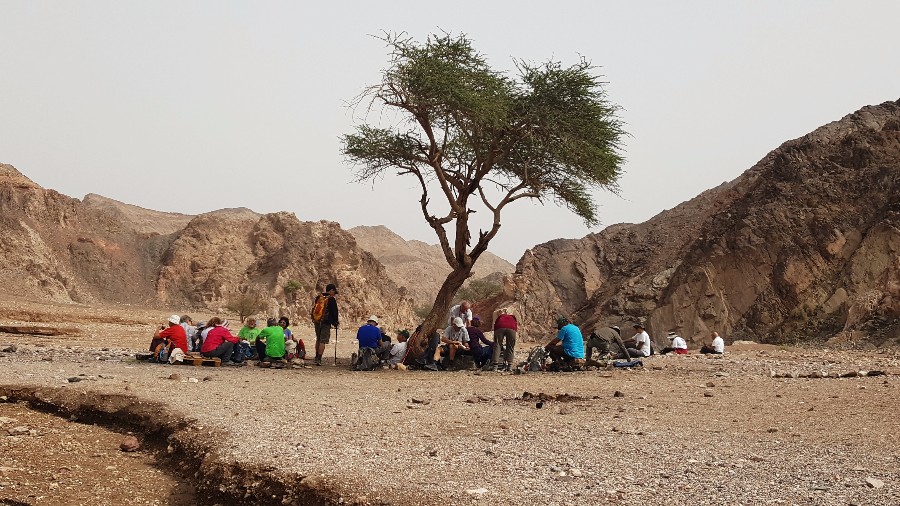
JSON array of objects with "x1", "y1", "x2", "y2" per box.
[{"x1": 349, "y1": 225, "x2": 515, "y2": 306}]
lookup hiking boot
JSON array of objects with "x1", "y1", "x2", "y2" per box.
[
  {"x1": 424, "y1": 362, "x2": 439, "y2": 371},
  {"x1": 314, "y1": 358, "x2": 322, "y2": 366}
]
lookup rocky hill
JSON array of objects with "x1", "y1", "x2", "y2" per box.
[
  {"x1": 0, "y1": 164, "x2": 416, "y2": 328},
  {"x1": 505, "y1": 100, "x2": 900, "y2": 347},
  {"x1": 349, "y1": 225, "x2": 515, "y2": 306}
]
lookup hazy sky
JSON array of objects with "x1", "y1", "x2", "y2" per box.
[{"x1": 2, "y1": 1, "x2": 898, "y2": 262}]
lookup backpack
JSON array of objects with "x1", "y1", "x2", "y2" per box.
[
  {"x1": 311, "y1": 294, "x2": 330, "y2": 324},
  {"x1": 153, "y1": 342, "x2": 170, "y2": 363},
  {"x1": 354, "y1": 347, "x2": 378, "y2": 371},
  {"x1": 524, "y1": 346, "x2": 548, "y2": 372}
]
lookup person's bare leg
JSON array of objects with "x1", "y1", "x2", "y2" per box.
[
  {"x1": 449, "y1": 344, "x2": 457, "y2": 361},
  {"x1": 316, "y1": 342, "x2": 325, "y2": 359}
]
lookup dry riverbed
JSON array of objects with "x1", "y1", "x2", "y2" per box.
[{"x1": 1, "y1": 299, "x2": 899, "y2": 505}]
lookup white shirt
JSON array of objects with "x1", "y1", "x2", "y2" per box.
[
  {"x1": 447, "y1": 305, "x2": 473, "y2": 327},
  {"x1": 388, "y1": 341, "x2": 407, "y2": 365},
  {"x1": 634, "y1": 331, "x2": 651, "y2": 356},
  {"x1": 672, "y1": 336, "x2": 687, "y2": 350},
  {"x1": 712, "y1": 336, "x2": 725, "y2": 353}
]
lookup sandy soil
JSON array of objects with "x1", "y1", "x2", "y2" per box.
[{"x1": 1, "y1": 296, "x2": 899, "y2": 506}]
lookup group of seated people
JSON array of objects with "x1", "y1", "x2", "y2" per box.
[
  {"x1": 148, "y1": 314, "x2": 306, "y2": 367},
  {"x1": 584, "y1": 323, "x2": 726, "y2": 361}
]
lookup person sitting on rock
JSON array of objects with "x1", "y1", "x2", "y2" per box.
[
  {"x1": 238, "y1": 317, "x2": 261, "y2": 359},
  {"x1": 700, "y1": 332, "x2": 725, "y2": 354},
  {"x1": 387, "y1": 329, "x2": 409, "y2": 368},
  {"x1": 375, "y1": 329, "x2": 394, "y2": 363},
  {"x1": 200, "y1": 318, "x2": 241, "y2": 365},
  {"x1": 149, "y1": 315, "x2": 189, "y2": 359},
  {"x1": 661, "y1": 331, "x2": 688, "y2": 354},
  {"x1": 624, "y1": 323, "x2": 652, "y2": 358},
  {"x1": 356, "y1": 316, "x2": 382, "y2": 352},
  {"x1": 466, "y1": 316, "x2": 494, "y2": 368},
  {"x1": 586, "y1": 325, "x2": 620, "y2": 360},
  {"x1": 544, "y1": 316, "x2": 585, "y2": 368},
  {"x1": 425, "y1": 317, "x2": 470, "y2": 370}
]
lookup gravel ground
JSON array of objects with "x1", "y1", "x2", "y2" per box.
[{"x1": 1, "y1": 299, "x2": 899, "y2": 505}]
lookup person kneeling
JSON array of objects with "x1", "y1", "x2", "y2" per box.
[{"x1": 545, "y1": 316, "x2": 585, "y2": 369}]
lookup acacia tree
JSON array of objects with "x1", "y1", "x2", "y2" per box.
[{"x1": 342, "y1": 33, "x2": 625, "y2": 350}]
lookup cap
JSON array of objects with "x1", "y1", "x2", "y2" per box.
[
  {"x1": 633, "y1": 323, "x2": 645, "y2": 329},
  {"x1": 453, "y1": 316, "x2": 465, "y2": 328},
  {"x1": 325, "y1": 283, "x2": 338, "y2": 294},
  {"x1": 167, "y1": 315, "x2": 180, "y2": 325},
  {"x1": 367, "y1": 315, "x2": 379, "y2": 324},
  {"x1": 398, "y1": 329, "x2": 410, "y2": 339}
]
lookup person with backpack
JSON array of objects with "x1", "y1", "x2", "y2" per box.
[{"x1": 311, "y1": 283, "x2": 339, "y2": 366}]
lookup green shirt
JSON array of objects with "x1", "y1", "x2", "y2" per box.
[
  {"x1": 259, "y1": 325, "x2": 285, "y2": 359},
  {"x1": 238, "y1": 326, "x2": 261, "y2": 343}
]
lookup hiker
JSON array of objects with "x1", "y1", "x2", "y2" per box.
[
  {"x1": 586, "y1": 325, "x2": 620, "y2": 360},
  {"x1": 700, "y1": 332, "x2": 725, "y2": 354},
  {"x1": 661, "y1": 331, "x2": 688, "y2": 354},
  {"x1": 179, "y1": 315, "x2": 197, "y2": 352},
  {"x1": 200, "y1": 318, "x2": 241, "y2": 365},
  {"x1": 447, "y1": 300, "x2": 473, "y2": 328},
  {"x1": 255, "y1": 318, "x2": 276, "y2": 359},
  {"x1": 356, "y1": 315, "x2": 382, "y2": 351},
  {"x1": 489, "y1": 307, "x2": 518, "y2": 371},
  {"x1": 257, "y1": 317, "x2": 289, "y2": 365},
  {"x1": 311, "y1": 283, "x2": 339, "y2": 366},
  {"x1": 150, "y1": 314, "x2": 189, "y2": 356},
  {"x1": 624, "y1": 323, "x2": 651, "y2": 358},
  {"x1": 238, "y1": 317, "x2": 261, "y2": 358},
  {"x1": 376, "y1": 330, "x2": 393, "y2": 362},
  {"x1": 466, "y1": 316, "x2": 494, "y2": 368},
  {"x1": 425, "y1": 317, "x2": 470, "y2": 370},
  {"x1": 544, "y1": 316, "x2": 585, "y2": 366},
  {"x1": 386, "y1": 330, "x2": 409, "y2": 367}
]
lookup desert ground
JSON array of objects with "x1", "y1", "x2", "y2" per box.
[{"x1": 0, "y1": 296, "x2": 898, "y2": 506}]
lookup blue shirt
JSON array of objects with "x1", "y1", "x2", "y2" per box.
[
  {"x1": 356, "y1": 323, "x2": 381, "y2": 349},
  {"x1": 557, "y1": 324, "x2": 585, "y2": 359}
]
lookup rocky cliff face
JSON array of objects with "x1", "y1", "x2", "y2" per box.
[
  {"x1": 0, "y1": 164, "x2": 416, "y2": 328},
  {"x1": 507, "y1": 100, "x2": 900, "y2": 347},
  {"x1": 349, "y1": 225, "x2": 515, "y2": 306}
]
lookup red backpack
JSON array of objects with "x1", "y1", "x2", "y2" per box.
[{"x1": 311, "y1": 294, "x2": 330, "y2": 323}]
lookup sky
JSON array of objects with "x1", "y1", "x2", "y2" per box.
[{"x1": 1, "y1": 1, "x2": 898, "y2": 263}]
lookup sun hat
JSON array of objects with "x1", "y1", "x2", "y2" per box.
[
  {"x1": 167, "y1": 315, "x2": 180, "y2": 325},
  {"x1": 611, "y1": 325, "x2": 620, "y2": 332},
  {"x1": 453, "y1": 316, "x2": 465, "y2": 328},
  {"x1": 368, "y1": 315, "x2": 379, "y2": 324}
]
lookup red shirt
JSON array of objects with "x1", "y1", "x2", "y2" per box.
[
  {"x1": 494, "y1": 314, "x2": 518, "y2": 331},
  {"x1": 201, "y1": 326, "x2": 239, "y2": 353},
  {"x1": 160, "y1": 325, "x2": 188, "y2": 353}
]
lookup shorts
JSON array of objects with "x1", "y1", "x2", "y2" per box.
[{"x1": 315, "y1": 322, "x2": 331, "y2": 344}]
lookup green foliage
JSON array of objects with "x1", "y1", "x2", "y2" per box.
[
  {"x1": 458, "y1": 278, "x2": 502, "y2": 303},
  {"x1": 225, "y1": 288, "x2": 268, "y2": 323},
  {"x1": 413, "y1": 303, "x2": 433, "y2": 319},
  {"x1": 283, "y1": 280, "x2": 303, "y2": 294}
]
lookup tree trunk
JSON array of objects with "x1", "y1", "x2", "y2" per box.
[{"x1": 408, "y1": 265, "x2": 474, "y2": 358}]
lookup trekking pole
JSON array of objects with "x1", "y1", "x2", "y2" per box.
[{"x1": 333, "y1": 326, "x2": 338, "y2": 366}]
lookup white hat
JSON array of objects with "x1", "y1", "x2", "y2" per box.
[
  {"x1": 667, "y1": 331, "x2": 677, "y2": 338},
  {"x1": 367, "y1": 315, "x2": 379, "y2": 324},
  {"x1": 167, "y1": 314, "x2": 180, "y2": 325},
  {"x1": 453, "y1": 316, "x2": 464, "y2": 328}
]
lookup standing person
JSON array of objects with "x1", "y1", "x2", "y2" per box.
[
  {"x1": 466, "y1": 316, "x2": 494, "y2": 368},
  {"x1": 200, "y1": 318, "x2": 240, "y2": 364},
  {"x1": 626, "y1": 323, "x2": 651, "y2": 358},
  {"x1": 544, "y1": 316, "x2": 585, "y2": 366},
  {"x1": 311, "y1": 283, "x2": 339, "y2": 366},
  {"x1": 150, "y1": 315, "x2": 189, "y2": 355},
  {"x1": 586, "y1": 325, "x2": 620, "y2": 360},
  {"x1": 701, "y1": 332, "x2": 725, "y2": 354},
  {"x1": 447, "y1": 301, "x2": 473, "y2": 328},
  {"x1": 490, "y1": 307, "x2": 518, "y2": 371}
]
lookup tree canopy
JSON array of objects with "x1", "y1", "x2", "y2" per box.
[{"x1": 342, "y1": 32, "x2": 626, "y2": 342}]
